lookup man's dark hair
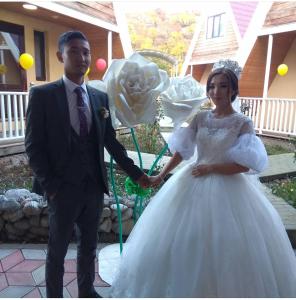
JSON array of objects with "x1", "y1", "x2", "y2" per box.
[
  {"x1": 206, "y1": 68, "x2": 239, "y2": 102},
  {"x1": 58, "y1": 31, "x2": 88, "y2": 52}
]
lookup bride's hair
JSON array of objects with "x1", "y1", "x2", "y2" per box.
[{"x1": 206, "y1": 68, "x2": 239, "y2": 102}]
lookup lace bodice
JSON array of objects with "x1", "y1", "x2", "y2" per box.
[
  {"x1": 191, "y1": 111, "x2": 252, "y2": 164},
  {"x1": 168, "y1": 110, "x2": 268, "y2": 173}
]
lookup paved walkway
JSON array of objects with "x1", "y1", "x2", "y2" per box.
[
  {"x1": 0, "y1": 243, "x2": 111, "y2": 298},
  {"x1": 0, "y1": 242, "x2": 295, "y2": 298}
]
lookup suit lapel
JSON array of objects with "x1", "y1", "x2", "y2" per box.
[
  {"x1": 53, "y1": 79, "x2": 71, "y2": 139},
  {"x1": 87, "y1": 86, "x2": 103, "y2": 142}
]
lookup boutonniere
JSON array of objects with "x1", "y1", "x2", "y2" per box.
[{"x1": 99, "y1": 107, "x2": 109, "y2": 119}]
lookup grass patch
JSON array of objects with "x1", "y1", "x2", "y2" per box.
[
  {"x1": 0, "y1": 164, "x2": 33, "y2": 194},
  {"x1": 264, "y1": 144, "x2": 293, "y2": 156},
  {"x1": 271, "y1": 177, "x2": 296, "y2": 209}
]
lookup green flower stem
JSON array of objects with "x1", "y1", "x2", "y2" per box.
[
  {"x1": 109, "y1": 156, "x2": 123, "y2": 253},
  {"x1": 130, "y1": 127, "x2": 143, "y2": 170},
  {"x1": 133, "y1": 195, "x2": 140, "y2": 223},
  {"x1": 148, "y1": 143, "x2": 169, "y2": 176},
  {"x1": 130, "y1": 127, "x2": 144, "y2": 222}
]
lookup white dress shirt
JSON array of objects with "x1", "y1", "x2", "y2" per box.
[{"x1": 63, "y1": 75, "x2": 92, "y2": 135}]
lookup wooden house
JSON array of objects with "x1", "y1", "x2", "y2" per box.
[
  {"x1": 182, "y1": 1, "x2": 296, "y2": 137},
  {"x1": 0, "y1": 1, "x2": 131, "y2": 92}
]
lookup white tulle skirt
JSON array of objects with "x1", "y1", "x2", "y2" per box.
[{"x1": 110, "y1": 162, "x2": 296, "y2": 297}]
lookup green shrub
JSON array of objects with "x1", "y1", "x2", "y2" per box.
[{"x1": 117, "y1": 122, "x2": 169, "y2": 155}]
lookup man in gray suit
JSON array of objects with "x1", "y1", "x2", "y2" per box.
[{"x1": 25, "y1": 31, "x2": 149, "y2": 298}]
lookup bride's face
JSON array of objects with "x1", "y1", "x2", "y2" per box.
[{"x1": 207, "y1": 74, "x2": 234, "y2": 109}]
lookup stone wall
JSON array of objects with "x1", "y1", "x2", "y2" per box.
[{"x1": 0, "y1": 188, "x2": 137, "y2": 243}]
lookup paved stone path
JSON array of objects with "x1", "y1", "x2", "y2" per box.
[
  {"x1": 0, "y1": 242, "x2": 295, "y2": 298},
  {"x1": 0, "y1": 244, "x2": 110, "y2": 298}
]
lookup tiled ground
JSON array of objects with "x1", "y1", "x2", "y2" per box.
[{"x1": 0, "y1": 244, "x2": 110, "y2": 298}]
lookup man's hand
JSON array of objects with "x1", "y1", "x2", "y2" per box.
[
  {"x1": 136, "y1": 173, "x2": 150, "y2": 188},
  {"x1": 48, "y1": 192, "x2": 57, "y2": 201}
]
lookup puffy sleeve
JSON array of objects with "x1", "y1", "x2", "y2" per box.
[
  {"x1": 227, "y1": 119, "x2": 268, "y2": 174},
  {"x1": 167, "y1": 113, "x2": 198, "y2": 160}
]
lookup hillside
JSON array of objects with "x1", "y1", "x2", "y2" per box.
[{"x1": 126, "y1": 9, "x2": 200, "y2": 73}]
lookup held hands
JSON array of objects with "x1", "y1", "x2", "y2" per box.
[
  {"x1": 147, "y1": 175, "x2": 163, "y2": 188},
  {"x1": 137, "y1": 164, "x2": 215, "y2": 190},
  {"x1": 136, "y1": 174, "x2": 151, "y2": 188},
  {"x1": 136, "y1": 174, "x2": 164, "y2": 189}
]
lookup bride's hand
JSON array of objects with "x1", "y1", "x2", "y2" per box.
[
  {"x1": 192, "y1": 164, "x2": 214, "y2": 177},
  {"x1": 148, "y1": 175, "x2": 163, "y2": 188}
]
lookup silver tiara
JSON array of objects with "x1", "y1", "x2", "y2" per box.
[{"x1": 212, "y1": 59, "x2": 242, "y2": 79}]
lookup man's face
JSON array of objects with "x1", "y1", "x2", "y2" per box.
[{"x1": 57, "y1": 38, "x2": 91, "y2": 77}]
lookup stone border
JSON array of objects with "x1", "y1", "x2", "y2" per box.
[{"x1": 0, "y1": 188, "x2": 138, "y2": 243}]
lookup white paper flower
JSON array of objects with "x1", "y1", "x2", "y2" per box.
[
  {"x1": 103, "y1": 53, "x2": 170, "y2": 128},
  {"x1": 160, "y1": 75, "x2": 207, "y2": 128},
  {"x1": 87, "y1": 79, "x2": 120, "y2": 126}
]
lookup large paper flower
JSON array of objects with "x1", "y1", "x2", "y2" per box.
[
  {"x1": 103, "y1": 53, "x2": 170, "y2": 128},
  {"x1": 87, "y1": 79, "x2": 120, "y2": 126},
  {"x1": 160, "y1": 75, "x2": 207, "y2": 128}
]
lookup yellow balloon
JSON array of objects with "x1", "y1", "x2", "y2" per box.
[
  {"x1": 85, "y1": 67, "x2": 90, "y2": 76},
  {"x1": 0, "y1": 64, "x2": 7, "y2": 75},
  {"x1": 19, "y1": 53, "x2": 34, "y2": 70},
  {"x1": 277, "y1": 64, "x2": 288, "y2": 76}
]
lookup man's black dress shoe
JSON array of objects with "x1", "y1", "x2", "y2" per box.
[{"x1": 80, "y1": 291, "x2": 102, "y2": 298}]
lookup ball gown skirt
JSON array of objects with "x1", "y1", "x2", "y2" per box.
[{"x1": 110, "y1": 162, "x2": 296, "y2": 297}]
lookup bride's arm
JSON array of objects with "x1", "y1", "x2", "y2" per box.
[
  {"x1": 149, "y1": 152, "x2": 183, "y2": 187},
  {"x1": 192, "y1": 163, "x2": 249, "y2": 177}
]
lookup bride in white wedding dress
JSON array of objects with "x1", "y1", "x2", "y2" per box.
[{"x1": 109, "y1": 68, "x2": 296, "y2": 297}]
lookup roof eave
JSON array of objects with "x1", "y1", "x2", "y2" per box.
[{"x1": 28, "y1": 1, "x2": 119, "y2": 33}]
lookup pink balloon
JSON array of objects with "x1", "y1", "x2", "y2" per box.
[{"x1": 95, "y1": 58, "x2": 107, "y2": 71}]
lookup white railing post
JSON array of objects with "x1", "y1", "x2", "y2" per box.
[
  {"x1": 19, "y1": 94, "x2": 25, "y2": 137},
  {"x1": 259, "y1": 98, "x2": 266, "y2": 135},
  {"x1": 0, "y1": 91, "x2": 28, "y2": 144},
  {"x1": 0, "y1": 94, "x2": 6, "y2": 138},
  {"x1": 13, "y1": 94, "x2": 19, "y2": 137},
  {"x1": 7, "y1": 94, "x2": 12, "y2": 138}
]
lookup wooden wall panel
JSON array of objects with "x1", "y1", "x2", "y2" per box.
[
  {"x1": 268, "y1": 32, "x2": 296, "y2": 86},
  {"x1": 192, "y1": 64, "x2": 206, "y2": 81},
  {"x1": 191, "y1": 14, "x2": 238, "y2": 64},
  {"x1": 239, "y1": 36, "x2": 268, "y2": 97},
  {"x1": 264, "y1": 2, "x2": 296, "y2": 27},
  {"x1": 59, "y1": 2, "x2": 116, "y2": 25}
]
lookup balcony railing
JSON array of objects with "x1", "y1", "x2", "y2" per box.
[
  {"x1": 0, "y1": 91, "x2": 28, "y2": 145},
  {"x1": 0, "y1": 92, "x2": 295, "y2": 147},
  {"x1": 239, "y1": 97, "x2": 296, "y2": 138}
]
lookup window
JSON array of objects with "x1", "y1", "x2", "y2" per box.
[
  {"x1": 34, "y1": 31, "x2": 46, "y2": 81},
  {"x1": 206, "y1": 13, "x2": 225, "y2": 39},
  {"x1": 0, "y1": 21, "x2": 25, "y2": 91}
]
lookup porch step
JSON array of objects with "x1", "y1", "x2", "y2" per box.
[{"x1": 0, "y1": 142, "x2": 25, "y2": 157}]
